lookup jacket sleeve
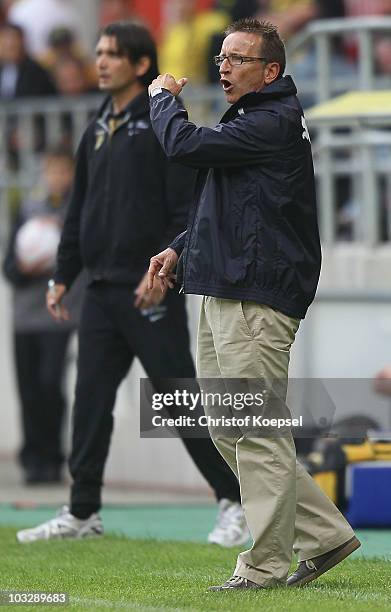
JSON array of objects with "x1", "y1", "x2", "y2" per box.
[
  {"x1": 158, "y1": 155, "x2": 196, "y2": 252},
  {"x1": 54, "y1": 131, "x2": 89, "y2": 289},
  {"x1": 168, "y1": 230, "x2": 187, "y2": 256},
  {"x1": 150, "y1": 90, "x2": 284, "y2": 169}
]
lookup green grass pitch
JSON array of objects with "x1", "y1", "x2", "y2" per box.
[{"x1": 1, "y1": 526, "x2": 390, "y2": 611}]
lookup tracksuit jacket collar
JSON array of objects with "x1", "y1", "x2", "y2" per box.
[
  {"x1": 96, "y1": 90, "x2": 150, "y2": 132},
  {"x1": 220, "y1": 75, "x2": 298, "y2": 123}
]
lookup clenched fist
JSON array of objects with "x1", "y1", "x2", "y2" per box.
[{"x1": 148, "y1": 74, "x2": 188, "y2": 97}]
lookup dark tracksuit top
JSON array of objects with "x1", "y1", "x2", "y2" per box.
[{"x1": 54, "y1": 90, "x2": 195, "y2": 289}]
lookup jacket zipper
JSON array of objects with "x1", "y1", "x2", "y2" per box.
[
  {"x1": 103, "y1": 128, "x2": 113, "y2": 277},
  {"x1": 104, "y1": 116, "x2": 129, "y2": 277}
]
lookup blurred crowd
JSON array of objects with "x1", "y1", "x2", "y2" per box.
[
  {"x1": 0, "y1": 0, "x2": 390, "y2": 104},
  {"x1": 0, "y1": 1, "x2": 97, "y2": 99}
]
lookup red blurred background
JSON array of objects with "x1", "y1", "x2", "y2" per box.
[{"x1": 100, "y1": 0, "x2": 215, "y2": 38}]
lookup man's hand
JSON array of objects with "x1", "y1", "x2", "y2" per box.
[
  {"x1": 134, "y1": 271, "x2": 167, "y2": 310},
  {"x1": 46, "y1": 282, "x2": 69, "y2": 322},
  {"x1": 147, "y1": 248, "x2": 178, "y2": 292},
  {"x1": 148, "y1": 74, "x2": 188, "y2": 97}
]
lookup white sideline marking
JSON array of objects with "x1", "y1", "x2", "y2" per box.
[{"x1": 71, "y1": 597, "x2": 198, "y2": 611}]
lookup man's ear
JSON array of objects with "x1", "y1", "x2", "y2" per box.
[
  {"x1": 264, "y1": 62, "x2": 280, "y2": 84},
  {"x1": 136, "y1": 55, "x2": 151, "y2": 78}
]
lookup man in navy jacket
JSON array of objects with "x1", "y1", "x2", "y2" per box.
[{"x1": 148, "y1": 18, "x2": 359, "y2": 590}]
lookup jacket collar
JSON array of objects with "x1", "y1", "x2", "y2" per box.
[
  {"x1": 96, "y1": 90, "x2": 150, "y2": 132},
  {"x1": 220, "y1": 75, "x2": 297, "y2": 123}
]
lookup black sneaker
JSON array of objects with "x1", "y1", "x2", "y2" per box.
[
  {"x1": 287, "y1": 536, "x2": 361, "y2": 587},
  {"x1": 208, "y1": 575, "x2": 262, "y2": 591}
]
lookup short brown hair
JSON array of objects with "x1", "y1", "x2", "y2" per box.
[{"x1": 224, "y1": 18, "x2": 286, "y2": 77}]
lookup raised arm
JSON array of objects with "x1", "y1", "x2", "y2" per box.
[{"x1": 149, "y1": 80, "x2": 282, "y2": 169}]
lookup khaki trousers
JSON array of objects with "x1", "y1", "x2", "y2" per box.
[{"x1": 197, "y1": 297, "x2": 355, "y2": 587}]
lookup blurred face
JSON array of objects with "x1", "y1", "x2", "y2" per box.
[
  {"x1": 55, "y1": 61, "x2": 87, "y2": 96},
  {"x1": 0, "y1": 28, "x2": 25, "y2": 63},
  {"x1": 218, "y1": 32, "x2": 278, "y2": 104},
  {"x1": 96, "y1": 35, "x2": 139, "y2": 93},
  {"x1": 172, "y1": 0, "x2": 197, "y2": 21},
  {"x1": 44, "y1": 156, "x2": 74, "y2": 196}
]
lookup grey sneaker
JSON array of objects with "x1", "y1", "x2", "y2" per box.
[
  {"x1": 208, "y1": 499, "x2": 250, "y2": 547},
  {"x1": 16, "y1": 506, "x2": 103, "y2": 543},
  {"x1": 208, "y1": 575, "x2": 262, "y2": 591},
  {"x1": 287, "y1": 535, "x2": 361, "y2": 587}
]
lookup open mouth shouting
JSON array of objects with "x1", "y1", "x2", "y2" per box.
[{"x1": 220, "y1": 78, "x2": 234, "y2": 94}]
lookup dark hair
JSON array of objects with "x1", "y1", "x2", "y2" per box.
[
  {"x1": 48, "y1": 27, "x2": 75, "y2": 48},
  {"x1": 0, "y1": 22, "x2": 25, "y2": 39},
  {"x1": 224, "y1": 18, "x2": 286, "y2": 77},
  {"x1": 100, "y1": 21, "x2": 159, "y2": 87}
]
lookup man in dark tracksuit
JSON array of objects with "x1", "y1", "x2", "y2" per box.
[
  {"x1": 148, "y1": 18, "x2": 359, "y2": 591},
  {"x1": 16, "y1": 22, "x2": 246, "y2": 546}
]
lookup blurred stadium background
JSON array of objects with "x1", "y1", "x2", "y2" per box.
[{"x1": 0, "y1": 0, "x2": 391, "y2": 521}]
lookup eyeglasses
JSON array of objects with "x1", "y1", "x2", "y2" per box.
[{"x1": 213, "y1": 54, "x2": 268, "y2": 67}]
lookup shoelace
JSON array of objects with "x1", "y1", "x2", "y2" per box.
[
  {"x1": 39, "y1": 507, "x2": 77, "y2": 537},
  {"x1": 305, "y1": 559, "x2": 317, "y2": 571},
  {"x1": 225, "y1": 576, "x2": 247, "y2": 587}
]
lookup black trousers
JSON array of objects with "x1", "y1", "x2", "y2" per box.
[
  {"x1": 14, "y1": 330, "x2": 71, "y2": 469},
  {"x1": 70, "y1": 283, "x2": 240, "y2": 517}
]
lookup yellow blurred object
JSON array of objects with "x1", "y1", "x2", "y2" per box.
[
  {"x1": 373, "y1": 442, "x2": 391, "y2": 460},
  {"x1": 343, "y1": 440, "x2": 375, "y2": 462},
  {"x1": 343, "y1": 440, "x2": 391, "y2": 462},
  {"x1": 307, "y1": 91, "x2": 391, "y2": 122},
  {"x1": 159, "y1": 10, "x2": 229, "y2": 84},
  {"x1": 313, "y1": 471, "x2": 337, "y2": 503},
  {"x1": 272, "y1": 0, "x2": 313, "y2": 10},
  {"x1": 313, "y1": 439, "x2": 391, "y2": 504}
]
